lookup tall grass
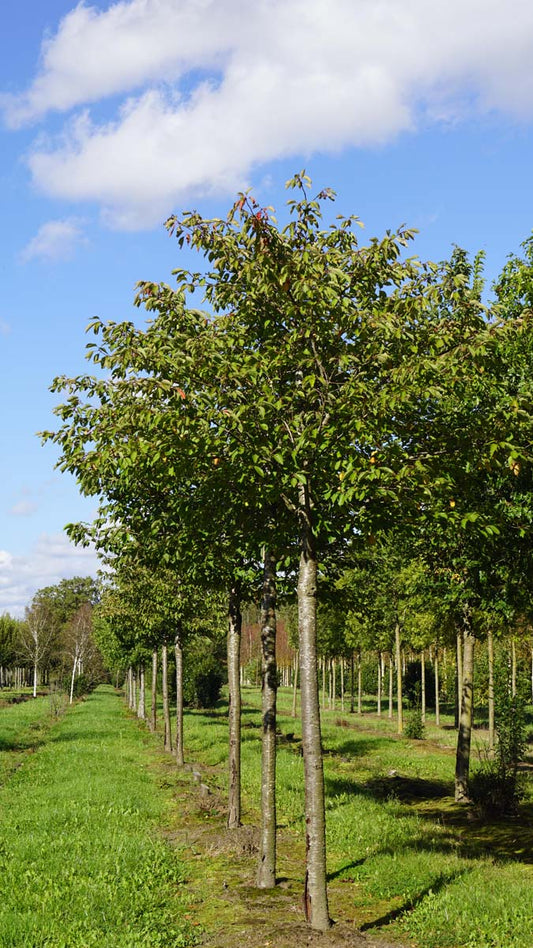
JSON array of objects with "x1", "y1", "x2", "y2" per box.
[{"x1": 0, "y1": 686, "x2": 198, "y2": 948}]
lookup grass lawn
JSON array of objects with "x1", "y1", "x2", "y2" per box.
[
  {"x1": 173, "y1": 684, "x2": 533, "y2": 948},
  {"x1": 0, "y1": 685, "x2": 198, "y2": 948}
]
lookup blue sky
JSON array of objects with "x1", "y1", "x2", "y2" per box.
[{"x1": 2, "y1": 0, "x2": 533, "y2": 614}]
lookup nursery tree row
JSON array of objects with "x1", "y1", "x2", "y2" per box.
[{"x1": 43, "y1": 174, "x2": 533, "y2": 931}]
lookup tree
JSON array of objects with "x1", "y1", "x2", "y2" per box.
[{"x1": 45, "y1": 175, "x2": 529, "y2": 930}]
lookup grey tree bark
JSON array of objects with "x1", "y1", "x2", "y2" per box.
[
  {"x1": 175, "y1": 626, "x2": 184, "y2": 766},
  {"x1": 298, "y1": 484, "x2": 330, "y2": 931},
  {"x1": 150, "y1": 649, "x2": 158, "y2": 733},
  {"x1": 455, "y1": 616, "x2": 475, "y2": 802},
  {"x1": 257, "y1": 549, "x2": 277, "y2": 888},
  {"x1": 488, "y1": 630, "x2": 495, "y2": 754},
  {"x1": 162, "y1": 642, "x2": 172, "y2": 753},
  {"x1": 421, "y1": 650, "x2": 426, "y2": 723},
  {"x1": 434, "y1": 648, "x2": 440, "y2": 727},
  {"x1": 227, "y1": 583, "x2": 242, "y2": 829},
  {"x1": 395, "y1": 623, "x2": 403, "y2": 734},
  {"x1": 137, "y1": 663, "x2": 146, "y2": 720}
]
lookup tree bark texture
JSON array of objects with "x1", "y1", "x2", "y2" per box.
[
  {"x1": 297, "y1": 485, "x2": 331, "y2": 931},
  {"x1": 455, "y1": 620, "x2": 475, "y2": 802},
  {"x1": 162, "y1": 642, "x2": 172, "y2": 753},
  {"x1": 150, "y1": 649, "x2": 158, "y2": 733},
  {"x1": 434, "y1": 650, "x2": 440, "y2": 727},
  {"x1": 137, "y1": 664, "x2": 146, "y2": 720},
  {"x1": 488, "y1": 630, "x2": 495, "y2": 754},
  {"x1": 395, "y1": 624, "x2": 403, "y2": 734},
  {"x1": 257, "y1": 549, "x2": 277, "y2": 888},
  {"x1": 175, "y1": 628, "x2": 184, "y2": 766},
  {"x1": 421, "y1": 651, "x2": 426, "y2": 723},
  {"x1": 455, "y1": 632, "x2": 463, "y2": 729},
  {"x1": 292, "y1": 651, "x2": 299, "y2": 718},
  {"x1": 227, "y1": 583, "x2": 242, "y2": 829}
]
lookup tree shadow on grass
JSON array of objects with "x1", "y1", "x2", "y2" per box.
[{"x1": 359, "y1": 868, "x2": 470, "y2": 932}]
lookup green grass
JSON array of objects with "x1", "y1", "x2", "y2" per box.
[
  {"x1": 0, "y1": 686, "x2": 198, "y2": 948},
  {"x1": 179, "y1": 685, "x2": 533, "y2": 948}
]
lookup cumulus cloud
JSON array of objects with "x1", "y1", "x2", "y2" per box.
[
  {"x1": 0, "y1": 533, "x2": 100, "y2": 617},
  {"x1": 20, "y1": 217, "x2": 88, "y2": 262},
  {"x1": 4, "y1": 0, "x2": 533, "y2": 227}
]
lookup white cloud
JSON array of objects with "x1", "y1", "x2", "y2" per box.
[
  {"x1": 20, "y1": 217, "x2": 88, "y2": 262},
  {"x1": 4, "y1": 0, "x2": 533, "y2": 227},
  {"x1": 0, "y1": 533, "x2": 100, "y2": 617},
  {"x1": 9, "y1": 500, "x2": 39, "y2": 517}
]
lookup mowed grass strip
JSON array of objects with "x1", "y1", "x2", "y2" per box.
[
  {"x1": 0, "y1": 693, "x2": 65, "y2": 784},
  {"x1": 183, "y1": 686, "x2": 533, "y2": 948},
  {"x1": 0, "y1": 685, "x2": 198, "y2": 948}
]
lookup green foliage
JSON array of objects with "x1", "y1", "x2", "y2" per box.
[
  {"x1": 182, "y1": 635, "x2": 226, "y2": 709},
  {"x1": 404, "y1": 707, "x2": 426, "y2": 740},
  {"x1": 469, "y1": 668, "x2": 527, "y2": 817}
]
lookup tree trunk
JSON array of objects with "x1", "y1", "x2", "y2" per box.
[
  {"x1": 511, "y1": 637, "x2": 517, "y2": 698},
  {"x1": 357, "y1": 653, "x2": 362, "y2": 715},
  {"x1": 455, "y1": 617, "x2": 475, "y2": 802},
  {"x1": 421, "y1": 651, "x2": 426, "y2": 723},
  {"x1": 395, "y1": 623, "x2": 403, "y2": 734},
  {"x1": 227, "y1": 583, "x2": 242, "y2": 829},
  {"x1": 297, "y1": 484, "x2": 330, "y2": 931},
  {"x1": 488, "y1": 630, "x2": 495, "y2": 755},
  {"x1": 434, "y1": 648, "x2": 440, "y2": 727},
  {"x1": 137, "y1": 664, "x2": 146, "y2": 720},
  {"x1": 331, "y1": 659, "x2": 336, "y2": 711},
  {"x1": 132, "y1": 668, "x2": 137, "y2": 713},
  {"x1": 257, "y1": 549, "x2": 277, "y2": 888},
  {"x1": 150, "y1": 649, "x2": 158, "y2": 733},
  {"x1": 162, "y1": 642, "x2": 172, "y2": 753},
  {"x1": 388, "y1": 653, "x2": 393, "y2": 719},
  {"x1": 292, "y1": 651, "x2": 299, "y2": 718},
  {"x1": 69, "y1": 653, "x2": 77, "y2": 705},
  {"x1": 175, "y1": 629, "x2": 184, "y2": 766},
  {"x1": 377, "y1": 652, "x2": 382, "y2": 717},
  {"x1": 350, "y1": 652, "x2": 355, "y2": 714},
  {"x1": 455, "y1": 631, "x2": 463, "y2": 729},
  {"x1": 340, "y1": 658, "x2": 345, "y2": 712}
]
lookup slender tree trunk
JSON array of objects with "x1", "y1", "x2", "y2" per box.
[
  {"x1": 175, "y1": 628, "x2": 184, "y2": 766},
  {"x1": 69, "y1": 652, "x2": 78, "y2": 705},
  {"x1": 434, "y1": 648, "x2": 440, "y2": 727},
  {"x1": 292, "y1": 651, "x2": 299, "y2": 718},
  {"x1": 340, "y1": 658, "x2": 345, "y2": 713},
  {"x1": 162, "y1": 643, "x2": 172, "y2": 753},
  {"x1": 331, "y1": 659, "x2": 336, "y2": 711},
  {"x1": 455, "y1": 617, "x2": 475, "y2": 802},
  {"x1": 421, "y1": 650, "x2": 426, "y2": 723},
  {"x1": 377, "y1": 651, "x2": 382, "y2": 717},
  {"x1": 132, "y1": 668, "x2": 138, "y2": 713},
  {"x1": 33, "y1": 660, "x2": 38, "y2": 698},
  {"x1": 388, "y1": 653, "x2": 393, "y2": 719},
  {"x1": 321, "y1": 658, "x2": 326, "y2": 711},
  {"x1": 395, "y1": 623, "x2": 403, "y2": 734},
  {"x1": 488, "y1": 630, "x2": 495, "y2": 755},
  {"x1": 511, "y1": 637, "x2": 517, "y2": 698},
  {"x1": 455, "y1": 632, "x2": 463, "y2": 729},
  {"x1": 150, "y1": 649, "x2": 158, "y2": 733},
  {"x1": 227, "y1": 583, "x2": 242, "y2": 829},
  {"x1": 350, "y1": 652, "x2": 355, "y2": 714},
  {"x1": 137, "y1": 664, "x2": 146, "y2": 720},
  {"x1": 298, "y1": 485, "x2": 330, "y2": 931},
  {"x1": 257, "y1": 549, "x2": 277, "y2": 888},
  {"x1": 357, "y1": 653, "x2": 362, "y2": 715}
]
